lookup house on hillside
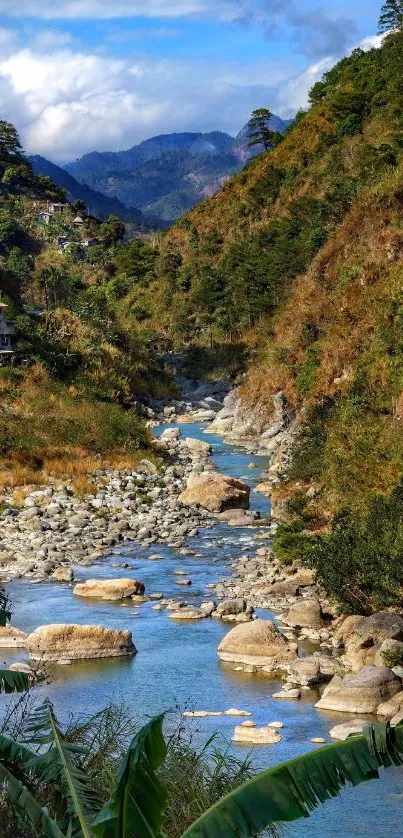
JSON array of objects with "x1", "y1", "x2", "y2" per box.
[
  {"x1": 73, "y1": 215, "x2": 84, "y2": 225},
  {"x1": 48, "y1": 202, "x2": 69, "y2": 214},
  {"x1": 0, "y1": 301, "x2": 14, "y2": 364},
  {"x1": 81, "y1": 237, "x2": 98, "y2": 247},
  {"x1": 36, "y1": 211, "x2": 51, "y2": 224}
]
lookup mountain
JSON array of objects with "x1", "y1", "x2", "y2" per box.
[
  {"x1": 29, "y1": 154, "x2": 147, "y2": 226},
  {"x1": 64, "y1": 118, "x2": 291, "y2": 223},
  {"x1": 126, "y1": 31, "x2": 403, "y2": 613}
]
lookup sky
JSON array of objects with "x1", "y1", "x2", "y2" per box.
[{"x1": 0, "y1": 0, "x2": 383, "y2": 163}]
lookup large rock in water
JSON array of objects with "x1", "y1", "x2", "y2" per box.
[
  {"x1": 27, "y1": 624, "x2": 136, "y2": 663},
  {"x1": 217, "y1": 619, "x2": 297, "y2": 671},
  {"x1": 0, "y1": 625, "x2": 28, "y2": 648},
  {"x1": 184, "y1": 437, "x2": 212, "y2": 456},
  {"x1": 315, "y1": 665, "x2": 401, "y2": 714},
  {"x1": 73, "y1": 579, "x2": 145, "y2": 601},
  {"x1": 334, "y1": 611, "x2": 403, "y2": 672},
  {"x1": 179, "y1": 472, "x2": 250, "y2": 513}
]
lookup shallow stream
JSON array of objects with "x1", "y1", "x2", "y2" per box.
[{"x1": 1, "y1": 422, "x2": 402, "y2": 836}]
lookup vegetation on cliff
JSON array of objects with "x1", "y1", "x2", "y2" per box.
[{"x1": 131, "y1": 28, "x2": 403, "y2": 611}]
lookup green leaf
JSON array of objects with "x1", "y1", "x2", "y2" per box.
[
  {"x1": 92, "y1": 714, "x2": 167, "y2": 838},
  {"x1": 0, "y1": 668, "x2": 29, "y2": 693},
  {"x1": 0, "y1": 734, "x2": 65, "y2": 837},
  {"x1": 26, "y1": 699, "x2": 99, "y2": 838},
  {"x1": 181, "y1": 722, "x2": 403, "y2": 837}
]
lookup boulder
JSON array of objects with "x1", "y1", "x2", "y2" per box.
[
  {"x1": 217, "y1": 619, "x2": 296, "y2": 671},
  {"x1": 335, "y1": 611, "x2": 403, "y2": 672},
  {"x1": 73, "y1": 578, "x2": 144, "y2": 601},
  {"x1": 287, "y1": 654, "x2": 343, "y2": 686},
  {"x1": 184, "y1": 438, "x2": 212, "y2": 456},
  {"x1": 330, "y1": 720, "x2": 368, "y2": 741},
  {"x1": 160, "y1": 428, "x2": 180, "y2": 442},
  {"x1": 377, "y1": 690, "x2": 403, "y2": 717},
  {"x1": 315, "y1": 665, "x2": 402, "y2": 714},
  {"x1": 179, "y1": 472, "x2": 250, "y2": 513},
  {"x1": 232, "y1": 725, "x2": 282, "y2": 745},
  {"x1": 52, "y1": 567, "x2": 74, "y2": 583},
  {"x1": 287, "y1": 657, "x2": 322, "y2": 686},
  {"x1": 27, "y1": 623, "x2": 136, "y2": 663},
  {"x1": 283, "y1": 599, "x2": 324, "y2": 629},
  {"x1": 0, "y1": 625, "x2": 28, "y2": 648}
]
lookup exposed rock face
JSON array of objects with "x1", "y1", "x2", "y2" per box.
[
  {"x1": 73, "y1": 579, "x2": 145, "y2": 601},
  {"x1": 217, "y1": 619, "x2": 297, "y2": 671},
  {"x1": 334, "y1": 612, "x2": 403, "y2": 672},
  {"x1": 0, "y1": 625, "x2": 28, "y2": 648},
  {"x1": 315, "y1": 665, "x2": 401, "y2": 714},
  {"x1": 27, "y1": 623, "x2": 136, "y2": 663},
  {"x1": 179, "y1": 472, "x2": 250, "y2": 513},
  {"x1": 232, "y1": 725, "x2": 282, "y2": 745}
]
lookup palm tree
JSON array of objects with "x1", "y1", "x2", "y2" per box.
[{"x1": 1, "y1": 700, "x2": 403, "y2": 837}]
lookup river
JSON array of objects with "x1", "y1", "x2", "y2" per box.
[{"x1": 1, "y1": 422, "x2": 402, "y2": 836}]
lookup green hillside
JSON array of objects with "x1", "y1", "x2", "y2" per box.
[
  {"x1": 130, "y1": 30, "x2": 403, "y2": 612},
  {"x1": 0, "y1": 124, "x2": 173, "y2": 490}
]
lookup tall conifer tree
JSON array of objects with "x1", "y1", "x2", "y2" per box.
[{"x1": 378, "y1": 0, "x2": 403, "y2": 33}]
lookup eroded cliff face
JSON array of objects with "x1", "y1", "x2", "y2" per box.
[{"x1": 209, "y1": 388, "x2": 300, "y2": 518}]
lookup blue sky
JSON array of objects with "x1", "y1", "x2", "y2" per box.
[{"x1": 0, "y1": 0, "x2": 382, "y2": 161}]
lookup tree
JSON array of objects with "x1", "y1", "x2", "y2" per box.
[
  {"x1": 71, "y1": 199, "x2": 87, "y2": 216},
  {"x1": 99, "y1": 215, "x2": 125, "y2": 247},
  {"x1": 378, "y1": 0, "x2": 403, "y2": 32},
  {"x1": 247, "y1": 108, "x2": 276, "y2": 151},
  {"x1": 0, "y1": 121, "x2": 23, "y2": 161},
  {"x1": 1, "y1": 707, "x2": 403, "y2": 837}
]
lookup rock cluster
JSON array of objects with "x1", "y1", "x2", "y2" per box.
[
  {"x1": 315, "y1": 665, "x2": 402, "y2": 714},
  {"x1": 0, "y1": 436, "x2": 216, "y2": 580}
]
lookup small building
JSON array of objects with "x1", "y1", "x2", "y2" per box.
[
  {"x1": 48, "y1": 202, "x2": 69, "y2": 214},
  {"x1": 0, "y1": 302, "x2": 14, "y2": 364},
  {"x1": 73, "y1": 215, "x2": 84, "y2": 225},
  {"x1": 37, "y1": 211, "x2": 51, "y2": 224},
  {"x1": 81, "y1": 237, "x2": 98, "y2": 247}
]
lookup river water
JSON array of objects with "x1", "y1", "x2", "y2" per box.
[{"x1": 1, "y1": 422, "x2": 402, "y2": 836}]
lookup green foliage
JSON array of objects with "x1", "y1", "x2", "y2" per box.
[
  {"x1": 381, "y1": 645, "x2": 403, "y2": 668},
  {"x1": 2, "y1": 701, "x2": 403, "y2": 838},
  {"x1": 289, "y1": 398, "x2": 335, "y2": 482},
  {"x1": 92, "y1": 715, "x2": 167, "y2": 837},
  {"x1": 182, "y1": 721, "x2": 403, "y2": 837},
  {"x1": 302, "y1": 483, "x2": 403, "y2": 613}
]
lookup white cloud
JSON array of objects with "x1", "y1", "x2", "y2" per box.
[
  {"x1": 32, "y1": 29, "x2": 75, "y2": 48},
  {"x1": 0, "y1": 0, "x2": 221, "y2": 19},
  {"x1": 0, "y1": 28, "x2": 384, "y2": 162}
]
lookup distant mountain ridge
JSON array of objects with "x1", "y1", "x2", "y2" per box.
[
  {"x1": 64, "y1": 117, "x2": 291, "y2": 222},
  {"x1": 29, "y1": 155, "x2": 147, "y2": 227}
]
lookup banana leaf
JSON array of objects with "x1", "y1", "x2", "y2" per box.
[
  {"x1": 181, "y1": 722, "x2": 403, "y2": 837},
  {"x1": 92, "y1": 714, "x2": 167, "y2": 838},
  {"x1": 0, "y1": 733, "x2": 65, "y2": 837},
  {"x1": 25, "y1": 699, "x2": 100, "y2": 838},
  {"x1": 0, "y1": 668, "x2": 29, "y2": 693}
]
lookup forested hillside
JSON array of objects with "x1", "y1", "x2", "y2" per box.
[
  {"x1": 64, "y1": 119, "x2": 290, "y2": 223},
  {"x1": 0, "y1": 123, "x2": 173, "y2": 490},
  {"x1": 129, "y1": 30, "x2": 403, "y2": 612},
  {"x1": 29, "y1": 155, "x2": 146, "y2": 226}
]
